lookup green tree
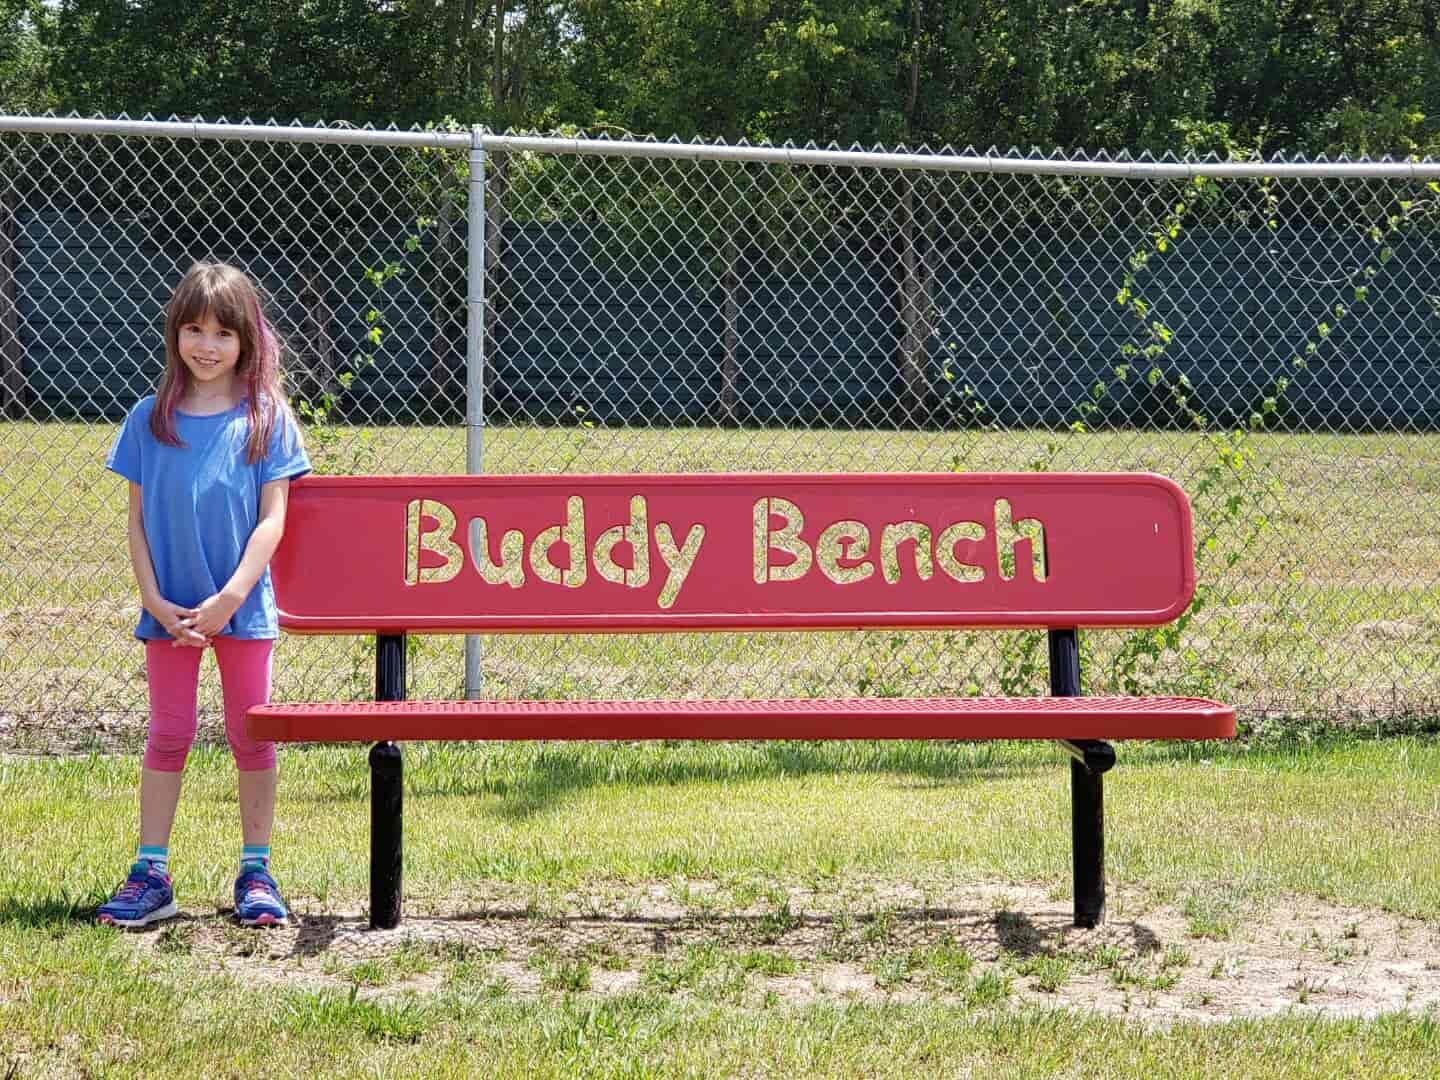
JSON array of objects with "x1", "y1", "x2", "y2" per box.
[
  {"x1": 42, "y1": 0, "x2": 440, "y2": 124},
  {"x1": 1210, "y1": 0, "x2": 1440, "y2": 155},
  {"x1": 0, "y1": 0, "x2": 52, "y2": 112}
]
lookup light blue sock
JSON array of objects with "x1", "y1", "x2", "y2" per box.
[
  {"x1": 137, "y1": 844, "x2": 168, "y2": 875},
  {"x1": 240, "y1": 844, "x2": 270, "y2": 874}
]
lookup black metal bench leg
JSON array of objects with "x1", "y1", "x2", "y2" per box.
[
  {"x1": 1065, "y1": 740, "x2": 1115, "y2": 929},
  {"x1": 370, "y1": 740, "x2": 403, "y2": 930},
  {"x1": 1047, "y1": 627, "x2": 1116, "y2": 929},
  {"x1": 371, "y1": 632, "x2": 407, "y2": 930}
]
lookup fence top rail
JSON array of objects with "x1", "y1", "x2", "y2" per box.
[
  {"x1": 480, "y1": 134, "x2": 1440, "y2": 180},
  {"x1": 2, "y1": 115, "x2": 1439, "y2": 179},
  {"x1": 0, "y1": 115, "x2": 471, "y2": 150}
]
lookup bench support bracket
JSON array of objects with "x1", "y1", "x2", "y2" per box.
[
  {"x1": 370, "y1": 633, "x2": 406, "y2": 930},
  {"x1": 1049, "y1": 628, "x2": 1113, "y2": 929}
]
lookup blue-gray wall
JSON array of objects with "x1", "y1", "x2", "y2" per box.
[{"x1": 11, "y1": 211, "x2": 1440, "y2": 429}]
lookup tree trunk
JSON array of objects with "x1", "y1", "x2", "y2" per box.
[
  {"x1": 492, "y1": 0, "x2": 507, "y2": 112},
  {"x1": 428, "y1": 185, "x2": 462, "y2": 410},
  {"x1": 895, "y1": 173, "x2": 931, "y2": 424},
  {"x1": 463, "y1": 0, "x2": 477, "y2": 98},
  {"x1": 720, "y1": 228, "x2": 743, "y2": 424},
  {"x1": 484, "y1": 150, "x2": 509, "y2": 400},
  {"x1": 299, "y1": 259, "x2": 336, "y2": 404},
  {"x1": 482, "y1": 0, "x2": 515, "y2": 403},
  {"x1": 895, "y1": 2, "x2": 933, "y2": 425},
  {"x1": 0, "y1": 189, "x2": 24, "y2": 419}
]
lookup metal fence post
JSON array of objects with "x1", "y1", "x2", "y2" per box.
[{"x1": 464, "y1": 126, "x2": 487, "y2": 700}]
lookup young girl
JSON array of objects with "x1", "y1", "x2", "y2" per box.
[{"x1": 99, "y1": 261, "x2": 311, "y2": 928}]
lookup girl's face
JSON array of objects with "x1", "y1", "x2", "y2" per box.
[{"x1": 177, "y1": 310, "x2": 242, "y2": 390}]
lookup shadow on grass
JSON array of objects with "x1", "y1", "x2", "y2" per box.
[
  {"x1": 283, "y1": 742, "x2": 1044, "y2": 816},
  {"x1": 0, "y1": 894, "x2": 95, "y2": 928},
  {"x1": 292, "y1": 912, "x2": 347, "y2": 957},
  {"x1": 0, "y1": 894, "x2": 212, "y2": 934},
  {"x1": 467, "y1": 742, "x2": 1047, "y2": 824},
  {"x1": 279, "y1": 735, "x2": 1261, "y2": 821},
  {"x1": 282, "y1": 902, "x2": 1160, "y2": 965}
]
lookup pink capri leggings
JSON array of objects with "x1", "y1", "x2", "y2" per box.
[{"x1": 144, "y1": 637, "x2": 276, "y2": 772}]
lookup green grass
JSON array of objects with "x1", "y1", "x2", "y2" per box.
[
  {"x1": 6, "y1": 736, "x2": 1440, "y2": 917},
  {"x1": 2, "y1": 735, "x2": 1440, "y2": 1074},
  {"x1": 4, "y1": 971, "x2": 1438, "y2": 1077},
  {"x1": 2, "y1": 421, "x2": 1438, "y2": 728},
  {"x1": 3, "y1": 419, "x2": 1439, "y2": 1066}
]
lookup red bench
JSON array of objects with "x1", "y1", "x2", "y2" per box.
[{"x1": 249, "y1": 472, "x2": 1235, "y2": 930}]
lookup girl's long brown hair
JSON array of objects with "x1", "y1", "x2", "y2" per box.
[{"x1": 151, "y1": 262, "x2": 294, "y2": 464}]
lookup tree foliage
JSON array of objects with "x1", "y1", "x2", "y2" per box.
[
  {"x1": 0, "y1": 0, "x2": 51, "y2": 111},
  {"x1": 11, "y1": 0, "x2": 1438, "y2": 154}
]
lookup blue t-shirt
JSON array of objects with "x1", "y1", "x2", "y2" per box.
[{"x1": 107, "y1": 395, "x2": 312, "y2": 641}]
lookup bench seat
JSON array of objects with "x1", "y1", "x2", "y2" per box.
[{"x1": 250, "y1": 695, "x2": 1235, "y2": 743}]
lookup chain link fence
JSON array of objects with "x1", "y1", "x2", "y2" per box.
[{"x1": 1, "y1": 117, "x2": 1437, "y2": 745}]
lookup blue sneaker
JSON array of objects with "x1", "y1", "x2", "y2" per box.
[
  {"x1": 234, "y1": 865, "x2": 289, "y2": 927},
  {"x1": 97, "y1": 862, "x2": 178, "y2": 928}
]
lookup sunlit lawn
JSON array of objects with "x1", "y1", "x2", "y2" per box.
[{"x1": 2, "y1": 735, "x2": 1439, "y2": 1076}]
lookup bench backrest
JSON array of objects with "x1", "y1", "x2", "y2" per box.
[{"x1": 271, "y1": 473, "x2": 1195, "y2": 635}]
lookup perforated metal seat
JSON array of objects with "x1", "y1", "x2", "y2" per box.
[{"x1": 250, "y1": 694, "x2": 1235, "y2": 743}]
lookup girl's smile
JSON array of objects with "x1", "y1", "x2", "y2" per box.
[{"x1": 179, "y1": 312, "x2": 241, "y2": 393}]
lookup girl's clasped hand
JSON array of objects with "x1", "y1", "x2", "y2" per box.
[
  {"x1": 156, "y1": 590, "x2": 246, "y2": 645},
  {"x1": 146, "y1": 597, "x2": 204, "y2": 645}
]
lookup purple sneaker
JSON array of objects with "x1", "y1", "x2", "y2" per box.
[
  {"x1": 97, "y1": 862, "x2": 178, "y2": 928},
  {"x1": 234, "y1": 865, "x2": 289, "y2": 927}
]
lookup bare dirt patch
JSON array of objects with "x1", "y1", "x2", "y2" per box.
[{"x1": 121, "y1": 878, "x2": 1440, "y2": 1024}]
